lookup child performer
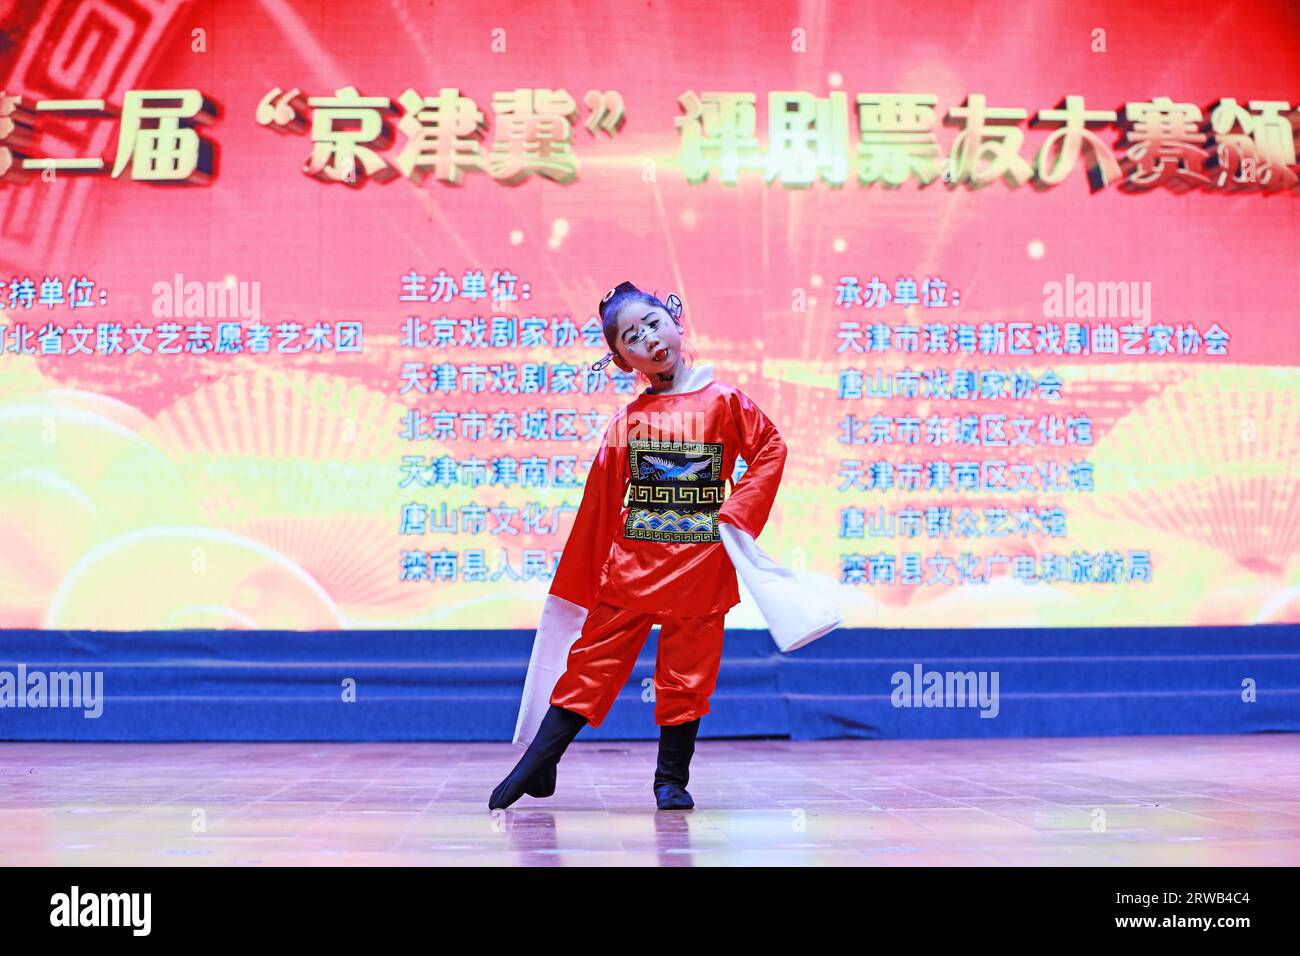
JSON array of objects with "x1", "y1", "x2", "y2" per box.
[{"x1": 490, "y1": 280, "x2": 840, "y2": 812}]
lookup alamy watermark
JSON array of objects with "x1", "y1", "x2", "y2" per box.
[
  {"x1": 0, "y1": 664, "x2": 104, "y2": 718},
  {"x1": 619, "y1": 409, "x2": 711, "y2": 443},
  {"x1": 1042, "y1": 272, "x2": 1151, "y2": 322},
  {"x1": 50, "y1": 886, "x2": 150, "y2": 935},
  {"x1": 152, "y1": 272, "x2": 261, "y2": 321},
  {"x1": 891, "y1": 663, "x2": 1000, "y2": 718}
]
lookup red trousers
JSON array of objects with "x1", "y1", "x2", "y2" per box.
[{"x1": 549, "y1": 600, "x2": 726, "y2": 729}]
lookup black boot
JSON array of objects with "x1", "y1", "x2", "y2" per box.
[
  {"x1": 489, "y1": 705, "x2": 588, "y2": 810},
  {"x1": 653, "y1": 717, "x2": 700, "y2": 810}
]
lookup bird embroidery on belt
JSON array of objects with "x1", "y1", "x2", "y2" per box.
[{"x1": 641, "y1": 455, "x2": 711, "y2": 481}]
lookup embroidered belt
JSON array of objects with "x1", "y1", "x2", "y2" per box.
[{"x1": 627, "y1": 478, "x2": 726, "y2": 512}]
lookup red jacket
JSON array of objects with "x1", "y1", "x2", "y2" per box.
[{"x1": 549, "y1": 364, "x2": 787, "y2": 617}]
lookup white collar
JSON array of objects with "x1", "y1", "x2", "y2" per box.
[{"x1": 644, "y1": 362, "x2": 714, "y2": 396}]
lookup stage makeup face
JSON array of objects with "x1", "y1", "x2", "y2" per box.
[{"x1": 611, "y1": 301, "x2": 684, "y2": 389}]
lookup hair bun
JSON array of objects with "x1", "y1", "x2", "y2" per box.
[{"x1": 598, "y1": 280, "x2": 641, "y2": 318}]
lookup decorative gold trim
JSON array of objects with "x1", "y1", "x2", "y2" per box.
[{"x1": 628, "y1": 481, "x2": 725, "y2": 509}]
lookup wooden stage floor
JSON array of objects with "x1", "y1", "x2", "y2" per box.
[{"x1": 2, "y1": 734, "x2": 1297, "y2": 866}]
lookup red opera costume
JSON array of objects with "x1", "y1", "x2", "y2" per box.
[{"x1": 513, "y1": 363, "x2": 844, "y2": 745}]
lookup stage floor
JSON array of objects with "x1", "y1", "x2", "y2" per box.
[{"x1": 1, "y1": 734, "x2": 1297, "y2": 866}]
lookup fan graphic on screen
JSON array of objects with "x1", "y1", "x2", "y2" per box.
[
  {"x1": 1076, "y1": 365, "x2": 1299, "y2": 624},
  {"x1": 1080, "y1": 367, "x2": 1298, "y2": 571},
  {"x1": 143, "y1": 368, "x2": 432, "y2": 626}
]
